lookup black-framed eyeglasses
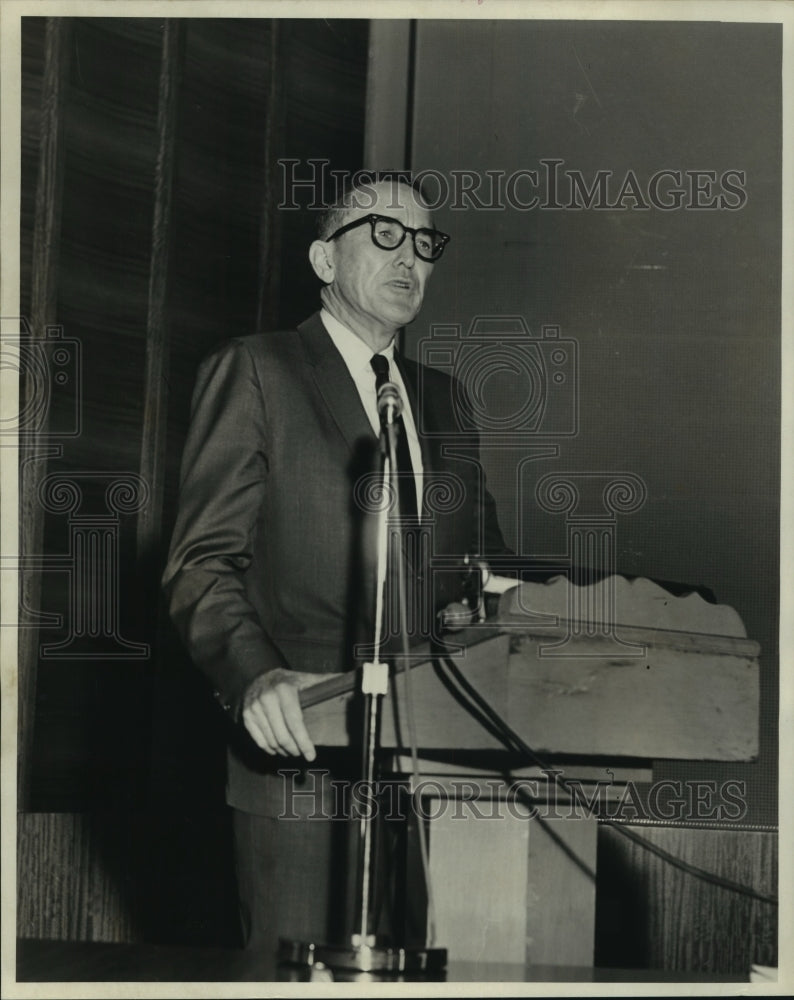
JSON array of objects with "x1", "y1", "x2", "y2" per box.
[{"x1": 325, "y1": 213, "x2": 451, "y2": 262}]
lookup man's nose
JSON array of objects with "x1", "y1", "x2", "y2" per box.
[{"x1": 394, "y1": 236, "x2": 416, "y2": 267}]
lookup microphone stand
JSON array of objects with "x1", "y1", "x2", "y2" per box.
[{"x1": 278, "y1": 394, "x2": 447, "y2": 979}]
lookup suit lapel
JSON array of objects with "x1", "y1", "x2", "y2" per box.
[
  {"x1": 297, "y1": 316, "x2": 446, "y2": 526},
  {"x1": 297, "y1": 312, "x2": 374, "y2": 455}
]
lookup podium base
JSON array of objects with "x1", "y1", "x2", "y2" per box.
[{"x1": 278, "y1": 937, "x2": 447, "y2": 979}]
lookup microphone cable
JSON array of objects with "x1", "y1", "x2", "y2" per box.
[
  {"x1": 385, "y1": 410, "x2": 441, "y2": 948},
  {"x1": 435, "y1": 651, "x2": 778, "y2": 908}
]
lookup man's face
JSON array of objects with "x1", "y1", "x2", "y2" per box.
[{"x1": 321, "y1": 182, "x2": 436, "y2": 342}]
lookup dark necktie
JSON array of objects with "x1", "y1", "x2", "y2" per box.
[{"x1": 370, "y1": 353, "x2": 418, "y2": 522}]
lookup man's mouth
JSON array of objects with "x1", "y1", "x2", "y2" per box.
[{"x1": 387, "y1": 279, "x2": 415, "y2": 292}]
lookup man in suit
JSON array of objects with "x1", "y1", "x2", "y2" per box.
[{"x1": 162, "y1": 178, "x2": 509, "y2": 952}]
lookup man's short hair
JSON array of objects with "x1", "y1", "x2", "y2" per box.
[{"x1": 316, "y1": 173, "x2": 433, "y2": 240}]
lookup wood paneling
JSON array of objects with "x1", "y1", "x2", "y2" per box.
[
  {"x1": 17, "y1": 813, "x2": 141, "y2": 942},
  {"x1": 596, "y1": 824, "x2": 777, "y2": 973},
  {"x1": 16, "y1": 809, "x2": 240, "y2": 946}
]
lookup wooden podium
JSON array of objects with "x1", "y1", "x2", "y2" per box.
[{"x1": 300, "y1": 576, "x2": 760, "y2": 967}]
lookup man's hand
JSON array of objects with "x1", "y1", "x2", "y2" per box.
[{"x1": 241, "y1": 668, "x2": 321, "y2": 762}]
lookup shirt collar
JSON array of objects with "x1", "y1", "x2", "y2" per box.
[{"x1": 321, "y1": 308, "x2": 395, "y2": 372}]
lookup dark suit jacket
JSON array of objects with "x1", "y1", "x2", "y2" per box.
[{"x1": 163, "y1": 311, "x2": 509, "y2": 812}]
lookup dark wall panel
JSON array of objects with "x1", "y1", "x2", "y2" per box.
[{"x1": 408, "y1": 19, "x2": 780, "y2": 825}]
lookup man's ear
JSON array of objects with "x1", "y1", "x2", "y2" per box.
[{"x1": 309, "y1": 239, "x2": 335, "y2": 284}]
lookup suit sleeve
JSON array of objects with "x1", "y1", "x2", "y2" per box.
[
  {"x1": 162, "y1": 338, "x2": 289, "y2": 718},
  {"x1": 477, "y1": 471, "x2": 513, "y2": 563}
]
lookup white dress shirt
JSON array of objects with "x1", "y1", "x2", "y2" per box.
[{"x1": 321, "y1": 308, "x2": 424, "y2": 516}]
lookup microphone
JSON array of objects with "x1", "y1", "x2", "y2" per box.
[{"x1": 376, "y1": 381, "x2": 403, "y2": 425}]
